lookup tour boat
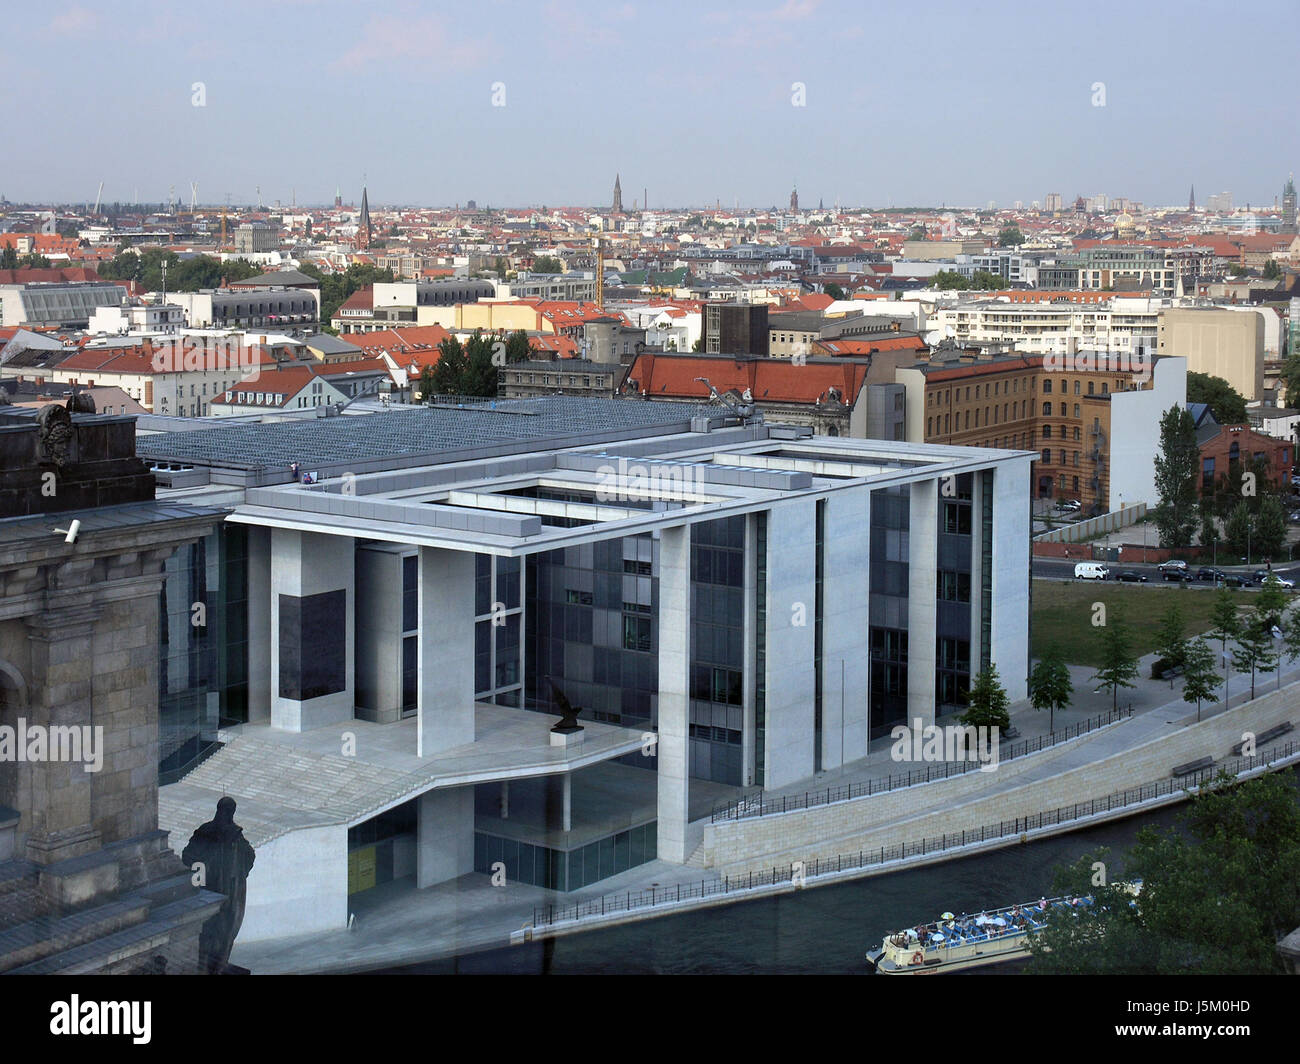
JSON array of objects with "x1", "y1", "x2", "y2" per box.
[{"x1": 864, "y1": 889, "x2": 1136, "y2": 974}]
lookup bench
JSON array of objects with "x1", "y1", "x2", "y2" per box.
[
  {"x1": 1159, "y1": 665, "x2": 1185, "y2": 681},
  {"x1": 1231, "y1": 721, "x2": 1294, "y2": 756},
  {"x1": 1171, "y1": 756, "x2": 1214, "y2": 778}
]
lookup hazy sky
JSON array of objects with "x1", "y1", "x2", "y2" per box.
[{"x1": 4, "y1": 0, "x2": 1297, "y2": 210}]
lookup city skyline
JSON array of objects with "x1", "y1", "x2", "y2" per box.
[{"x1": 2, "y1": 0, "x2": 1296, "y2": 208}]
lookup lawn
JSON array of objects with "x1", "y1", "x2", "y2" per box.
[{"x1": 1031, "y1": 581, "x2": 1239, "y2": 668}]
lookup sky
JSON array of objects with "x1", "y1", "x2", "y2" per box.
[{"x1": 3, "y1": 0, "x2": 1298, "y2": 211}]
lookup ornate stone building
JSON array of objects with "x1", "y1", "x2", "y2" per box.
[{"x1": 0, "y1": 399, "x2": 229, "y2": 973}]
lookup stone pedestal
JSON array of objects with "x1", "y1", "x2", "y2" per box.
[{"x1": 549, "y1": 728, "x2": 584, "y2": 749}]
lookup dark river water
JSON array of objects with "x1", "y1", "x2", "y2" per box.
[{"x1": 376, "y1": 768, "x2": 1300, "y2": 975}]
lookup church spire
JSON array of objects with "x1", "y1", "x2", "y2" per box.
[
  {"x1": 359, "y1": 186, "x2": 371, "y2": 249},
  {"x1": 612, "y1": 174, "x2": 623, "y2": 214}
]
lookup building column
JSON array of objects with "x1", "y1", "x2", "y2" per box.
[
  {"x1": 246, "y1": 526, "x2": 272, "y2": 723},
  {"x1": 23, "y1": 599, "x2": 102, "y2": 865},
  {"x1": 822, "y1": 491, "x2": 870, "y2": 767},
  {"x1": 417, "y1": 546, "x2": 475, "y2": 757},
  {"x1": 500, "y1": 781, "x2": 509, "y2": 820},
  {"x1": 763, "y1": 500, "x2": 817, "y2": 788},
  {"x1": 907, "y1": 480, "x2": 939, "y2": 727},
  {"x1": 991, "y1": 464, "x2": 1032, "y2": 702},
  {"x1": 269, "y1": 529, "x2": 354, "y2": 732},
  {"x1": 416, "y1": 787, "x2": 474, "y2": 888},
  {"x1": 656, "y1": 525, "x2": 690, "y2": 864},
  {"x1": 562, "y1": 774, "x2": 572, "y2": 833}
]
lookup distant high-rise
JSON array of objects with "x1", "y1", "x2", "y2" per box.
[
  {"x1": 790, "y1": 185, "x2": 799, "y2": 211},
  {"x1": 1282, "y1": 173, "x2": 1297, "y2": 234},
  {"x1": 1044, "y1": 192, "x2": 1062, "y2": 213},
  {"x1": 612, "y1": 174, "x2": 623, "y2": 214},
  {"x1": 358, "y1": 186, "x2": 372, "y2": 249}
]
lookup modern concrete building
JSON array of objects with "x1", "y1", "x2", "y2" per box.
[
  {"x1": 135, "y1": 397, "x2": 1032, "y2": 941},
  {"x1": 1157, "y1": 306, "x2": 1265, "y2": 400},
  {"x1": 0, "y1": 281, "x2": 129, "y2": 329}
]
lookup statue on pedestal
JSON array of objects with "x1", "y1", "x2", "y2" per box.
[{"x1": 181, "y1": 797, "x2": 256, "y2": 974}]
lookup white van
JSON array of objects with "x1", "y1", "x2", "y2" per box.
[{"x1": 1074, "y1": 562, "x2": 1109, "y2": 580}]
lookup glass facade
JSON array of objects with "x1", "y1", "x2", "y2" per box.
[
  {"x1": 474, "y1": 553, "x2": 524, "y2": 706},
  {"x1": 936, "y1": 473, "x2": 974, "y2": 713},
  {"x1": 689, "y1": 516, "x2": 746, "y2": 785},
  {"x1": 869, "y1": 485, "x2": 909, "y2": 739},
  {"x1": 158, "y1": 525, "x2": 248, "y2": 784},
  {"x1": 474, "y1": 822, "x2": 656, "y2": 892},
  {"x1": 525, "y1": 536, "x2": 658, "y2": 742}
]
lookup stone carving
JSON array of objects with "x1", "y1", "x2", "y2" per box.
[
  {"x1": 36, "y1": 404, "x2": 74, "y2": 468},
  {"x1": 66, "y1": 390, "x2": 96, "y2": 414},
  {"x1": 181, "y1": 797, "x2": 256, "y2": 974},
  {"x1": 548, "y1": 680, "x2": 584, "y2": 734}
]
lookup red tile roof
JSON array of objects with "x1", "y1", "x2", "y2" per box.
[{"x1": 626, "y1": 353, "x2": 870, "y2": 405}]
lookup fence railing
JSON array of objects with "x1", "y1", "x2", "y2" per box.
[
  {"x1": 531, "y1": 737, "x2": 1299, "y2": 931},
  {"x1": 710, "y1": 705, "x2": 1133, "y2": 824}
]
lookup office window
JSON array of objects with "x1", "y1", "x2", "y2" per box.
[
  {"x1": 1043, "y1": 425, "x2": 1052, "y2": 439},
  {"x1": 1042, "y1": 402, "x2": 1051, "y2": 416},
  {"x1": 1042, "y1": 448, "x2": 1051, "y2": 464},
  {"x1": 1043, "y1": 379, "x2": 1052, "y2": 394},
  {"x1": 1074, "y1": 380, "x2": 1081, "y2": 395}
]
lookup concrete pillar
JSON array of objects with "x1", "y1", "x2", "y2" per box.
[
  {"x1": 269, "y1": 529, "x2": 354, "y2": 732},
  {"x1": 562, "y1": 773, "x2": 571, "y2": 833},
  {"x1": 763, "y1": 500, "x2": 817, "y2": 788},
  {"x1": 741, "y1": 514, "x2": 757, "y2": 787},
  {"x1": 991, "y1": 463, "x2": 1032, "y2": 702},
  {"x1": 499, "y1": 781, "x2": 509, "y2": 820},
  {"x1": 417, "y1": 546, "x2": 475, "y2": 757},
  {"x1": 822, "y1": 490, "x2": 870, "y2": 768},
  {"x1": 907, "y1": 480, "x2": 938, "y2": 727},
  {"x1": 416, "y1": 787, "x2": 474, "y2": 888},
  {"x1": 656, "y1": 525, "x2": 690, "y2": 863}
]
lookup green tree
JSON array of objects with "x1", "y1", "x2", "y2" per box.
[
  {"x1": 460, "y1": 331, "x2": 500, "y2": 396},
  {"x1": 18, "y1": 253, "x2": 51, "y2": 268},
  {"x1": 1229, "y1": 262, "x2": 1249, "y2": 277},
  {"x1": 997, "y1": 225, "x2": 1025, "y2": 246},
  {"x1": 1153, "y1": 604, "x2": 1187, "y2": 676},
  {"x1": 0, "y1": 244, "x2": 17, "y2": 269},
  {"x1": 822, "y1": 282, "x2": 846, "y2": 301},
  {"x1": 1028, "y1": 773, "x2": 1300, "y2": 974},
  {"x1": 417, "y1": 364, "x2": 435, "y2": 403},
  {"x1": 968, "y1": 269, "x2": 1004, "y2": 289},
  {"x1": 430, "y1": 336, "x2": 467, "y2": 395},
  {"x1": 1281, "y1": 353, "x2": 1300, "y2": 409},
  {"x1": 931, "y1": 270, "x2": 969, "y2": 290},
  {"x1": 1224, "y1": 499, "x2": 1253, "y2": 557},
  {"x1": 1254, "y1": 495, "x2": 1287, "y2": 559},
  {"x1": 1090, "y1": 615, "x2": 1138, "y2": 711},
  {"x1": 1151, "y1": 405, "x2": 1199, "y2": 548},
  {"x1": 1186, "y1": 371, "x2": 1248, "y2": 424},
  {"x1": 1180, "y1": 638, "x2": 1220, "y2": 722},
  {"x1": 532, "y1": 255, "x2": 563, "y2": 274},
  {"x1": 1230, "y1": 609, "x2": 1278, "y2": 700},
  {"x1": 504, "y1": 329, "x2": 534, "y2": 363},
  {"x1": 1198, "y1": 503, "x2": 1220, "y2": 555},
  {"x1": 959, "y1": 665, "x2": 1011, "y2": 732},
  {"x1": 1026, "y1": 645, "x2": 1073, "y2": 732},
  {"x1": 1207, "y1": 588, "x2": 1241, "y2": 688},
  {"x1": 1263, "y1": 258, "x2": 1281, "y2": 279}
]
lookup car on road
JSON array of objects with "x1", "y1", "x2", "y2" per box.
[
  {"x1": 1055, "y1": 499, "x2": 1081, "y2": 512},
  {"x1": 1157, "y1": 559, "x2": 1189, "y2": 573},
  {"x1": 1253, "y1": 571, "x2": 1296, "y2": 589},
  {"x1": 1073, "y1": 562, "x2": 1109, "y2": 580},
  {"x1": 1116, "y1": 571, "x2": 1148, "y2": 582},
  {"x1": 1162, "y1": 569, "x2": 1190, "y2": 581},
  {"x1": 1222, "y1": 574, "x2": 1251, "y2": 588},
  {"x1": 1197, "y1": 567, "x2": 1227, "y2": 582}
]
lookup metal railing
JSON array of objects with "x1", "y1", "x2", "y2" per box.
[
  {"x1": 710, "y1": 705, "x2": 1133, "y2": 823},
  {"x1": 531, "y1": 737, "x2": 1299, "y2": 931}
]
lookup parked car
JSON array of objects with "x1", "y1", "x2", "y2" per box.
[
  {"x1": 1074, "y1": 562, "x2": 1109, "y2": 580},
  {"x1": 1197, "y1": 567, "x2": 1226, "y2": 582},
  {"x1": 1157, "y1": 559, "x2": 1188, "y2": 572},
  {"x1": 1222, "y1": 574, "x2": 1251, "y2": 588},
  {"x1": 1162, "y1": 569, "x2": 1190, "y2": 582},
  {"x1": 1254, "y1": 571, "x2": 1296, "y2": 589},
  {"x1": 1116, "y1": 571, "x2": 1148, "y2": 582}
]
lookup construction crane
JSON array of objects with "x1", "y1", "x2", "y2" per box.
[{"x1": 592, "y1": 234, "x2": 604, "y2": 310}]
